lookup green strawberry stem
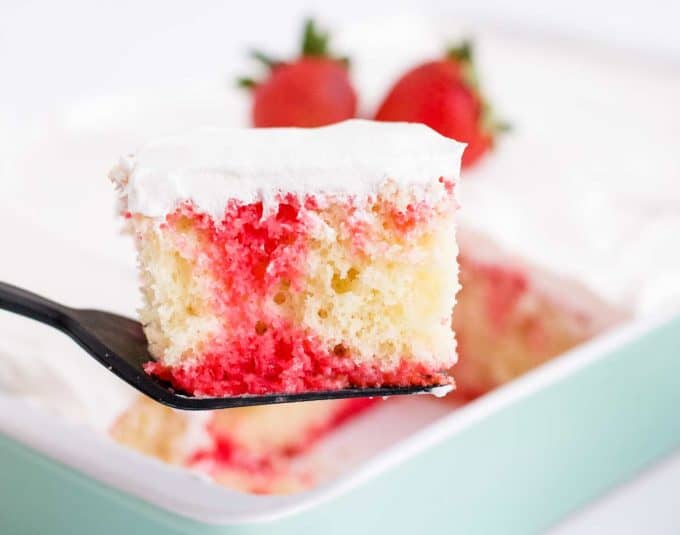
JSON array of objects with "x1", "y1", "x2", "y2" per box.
[
  {"x1": 447, "y1": 40, "x2": 478, "y2": 90},
  {"x1": 236, "y1": 77, "x2": 257, "y2": 89},
  {"x1": 250, "y1": 50, "x2": 280, "y2": 68},
  {"x1": 301, "y1": 19, "x2": 329, "y2": 57},
  {"x1": 446, "y1": 40, "x2": 473, "y2": 64},
  {"x1": 236, "y1": 51, "x2": 280, "y2": 90},
  {"x1": 237, "y1": 18, "x2": 348, "y2": 91},
  {"x1": 448, "y1": 39, "x2": 510, "y2": 137},
  {"x1": 481, "y1": 102, "x2": 512, "y2": 136}
]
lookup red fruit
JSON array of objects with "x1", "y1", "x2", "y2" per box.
[
  {"x1": 251, "y1": 58, "x2": 356, "y2": 127},
  {"x1": 239, "y1": 20, "x2": 357, "y2": 128},
  {"x1": 374, "y1": 42, "x2": 505, "y2": 168}
]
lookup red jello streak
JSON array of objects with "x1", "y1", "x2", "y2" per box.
[
  {"x1": 145, "y1": 195, "x2": 452, "y2": 396},
  {"x1": 287, "y1": 397, "x2": 378, "y2": 456},
  {"x1": 380, "y1": 179, "x2": 455, "y2": 237},
  {"x1": 479, "y1": 263, "x2": 528, "y2": 330},
  {"x1": 187, "y1": 398, "x2": 378, "y2": 475},
  {"x1": 146, "y1": 328, "x2": 450, "y2": 396},
  {"x1": 438, "y1": 176, "x2": 456, "y2": 196}
]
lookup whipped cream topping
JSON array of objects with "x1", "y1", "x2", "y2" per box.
[{"x1": 110, "y1": 120, "x2": 464, "y2": 219}]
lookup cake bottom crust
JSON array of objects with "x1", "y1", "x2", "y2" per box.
[{"x1": 145, "y1": 324, "x2": 452, "y2": 397}]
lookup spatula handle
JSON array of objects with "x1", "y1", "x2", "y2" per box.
[{"x1": 0, "y1": 281, "x2": 68, "y2": 329}]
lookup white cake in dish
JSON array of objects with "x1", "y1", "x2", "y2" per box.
[
  {"x1": 111, "y1": 395, "x2": 377, "y2": 494},
  {"x1": 449, "y1": 36, "x2": 680, "y2": 397}
]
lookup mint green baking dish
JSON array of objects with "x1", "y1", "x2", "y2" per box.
[{"x1": 2, "y1": 312, "x2": 679, "y2": 534}]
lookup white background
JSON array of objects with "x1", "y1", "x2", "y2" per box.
[{"x1": 1, "y1": 1, "x2": 679, "y2": 533}]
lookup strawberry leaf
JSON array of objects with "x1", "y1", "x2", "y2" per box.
[
  {"x1": 251, "y1": 50, "x2": 281, "y2": 68},
  {"x1": 301, "y1": 19, "x2": 330, "y2": 57},
  {"x1": 448, "y1": 39, "x2": 510, "y2": 138},
  {"x1": 446, "y1": 40, "x2": 473, "y2": 64},
  {"x1": 238, "y1": 18, "x2": 350, "y2": 91},
  {"x1": 236, "y1": 51, "x2": 281, "y2": 91},
  {"x1": 236, "y1": 77, "x2": 257, "y2": 89}
]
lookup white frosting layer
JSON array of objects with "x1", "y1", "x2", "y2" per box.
[{"x1": 111, "y1": 120, "x2": 464, "y2": 219}]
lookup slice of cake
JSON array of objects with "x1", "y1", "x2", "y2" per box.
[{"x1": 110, "y1": 120, "x2": 464, "y2": 397}]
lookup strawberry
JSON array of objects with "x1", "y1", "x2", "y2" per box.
[
  {"x1": 374, "y1": 41, "x2": 506, "y2": 168},
  {"x1": 239, "y1": 19, "x2": 357, "y2": 128}
]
